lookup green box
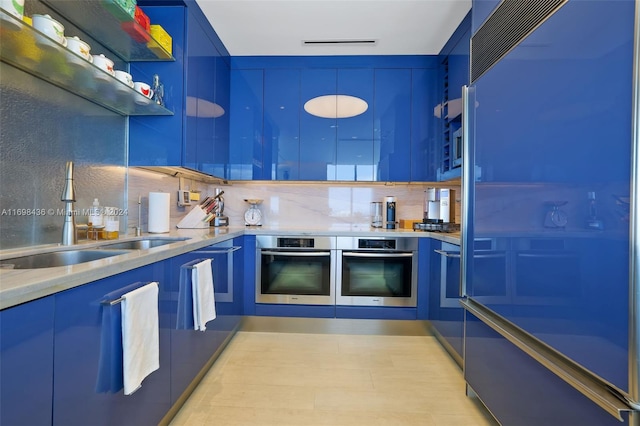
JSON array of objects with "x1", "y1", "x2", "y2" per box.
[{"x1": 102, "y1": 0, "x2": 136, "y2": 22}]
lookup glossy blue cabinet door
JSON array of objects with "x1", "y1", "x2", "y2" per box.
[
  {"x1": 336, "y1": 69, "x2": 374, "y2": 181},
  {"x1": 428, "y1": 240, "x2": 463, "y2": 361},
  {"x1": 53, "y1": 263, "x2": 170, "y2": 426},
  {"x1": 300, "y1": 69, "x2": 337, "y2": 180},
  {"x1": 374, "y1": 68, "x2": 410, "y2": 182},
  {"x1": 130, "y1": 6, "x2": 186, "y2": 167},
  {"x1": 465, "y1": 310, "x2": 626, "y2": 425},
  {"x1": 229, "y1": 69, "x2": 264, "y2": 180},
  {"x1": 411, "y1": 69, "x2": 439, "y2": 181},
  {"x1": 264, "y1": 69, "x2": 301, "y2": 180},
  {"x1": 0, "y1": 296, "x2": 54, "y2": 426},
  {"x1": 168, "y1": 240, "x2": 241, "y2": 404},
  {"x1": 210, "y1": 56, "x2": 230, "y2": 178}
]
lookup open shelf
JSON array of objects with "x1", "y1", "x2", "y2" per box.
[
  {"x1": 41, "y1": 0, "x2": 173, "y2": 62},
  {"x1": 0, "y1": 10, "x2": 173, "y2": 116}
]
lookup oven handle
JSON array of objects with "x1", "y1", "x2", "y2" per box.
[
  {"x1": 261, "y1": 250, "x2": 332, "y2": 257},
  {"x1": 434, "y1": 249, "x2": 461, "y2": 258},
  {"x1": 342, "y1": 251, "x2": 414, "y2": 258}
]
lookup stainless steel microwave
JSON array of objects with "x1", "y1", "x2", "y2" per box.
[{"x1": 452, "y1": 127, "x2": 463, "y2": 168}]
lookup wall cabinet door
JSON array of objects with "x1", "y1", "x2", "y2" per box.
[
  {"x1": 53, "y1": 263, "x2": 170, "y2": 426},
  {"x1": 229, "y1": 69, "x2": 264, "y2": 180},
  {"x1": 0, "y1": 296, "x2": 55, "y2": 426},
  {"x1": 264, "y1": 69, "x2": 301, "y2": 180},
  {"x1": 374, "y1": 68, "x2": 411, "y2": 182},
  {"x1": 336, "y1": 69, "x2": 374, "y2": 181},
  {"x1": 300, "y1": 69, "x2": 337, "y2": 180},
  {"x1": 411, "y1": 69, "x2": 439, "y2": 181},
  {"x1": 211, "y1": 55, "x2": 230, "y2": 178},
  {"x1": 129, "y1": 6, "x2": 186, "y2": 167}
]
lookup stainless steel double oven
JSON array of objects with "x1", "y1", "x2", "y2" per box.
[{"x1": 256, "y1": 235, "x2": 418, "y2": 308}]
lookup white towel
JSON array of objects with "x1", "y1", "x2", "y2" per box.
[
  {"x1": 192, "y1": 259, "x2": 216, "y2": 331},
  {"x1": 121, "y1": 282, "x2": 160, "y2": 396}
]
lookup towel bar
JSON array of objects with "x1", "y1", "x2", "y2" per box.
[{"x1": 100, "y1": 281, "x2": 154, "y2": 306}]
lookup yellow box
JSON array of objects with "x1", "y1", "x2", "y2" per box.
[
  {"x1": 22, "y1": 16, "x2": 32, "y2": 26},
  {"x1": 399, "y1": 219, "x2": 422, "y2": 229},
  {"x1": 148, "y1": 24, "x2": 172, "y2": 56}
]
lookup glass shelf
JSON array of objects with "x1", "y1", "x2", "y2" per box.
[
  {"x1": 0, "y1": 10, "x2": 173, "y2": 116},
  {"x1": 41, "y1": 0, "x2": 173, "y2": 62}
]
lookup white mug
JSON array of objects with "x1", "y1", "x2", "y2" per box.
[
  {"x1": 92, "y1": 54, "x2": 115, "y2": 76},
  {"x1": 115, "y1": 70, "x2": 134, "y2": 88},
  {"x1": 1, "y1": 0, "x2": 24, "y2": 20},
  {"x1": 134, "y1": 82, "x2": 153, "y2": 99},
  {"x1": 65, "y1": 36, "x2": 92, "y2": 62},
  {"x1": 33, "y1": 14, "x2": 66, "y2": 46}
]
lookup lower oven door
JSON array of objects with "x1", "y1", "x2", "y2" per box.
[
  {"x1": 337, "y1": 251, "x2": 417, "y2": 307},
  {"x1": 257, "y1": 249, "x2": 336, "y2": 305}
]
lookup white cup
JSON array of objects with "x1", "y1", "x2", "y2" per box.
[
  {"x1": 1, "y1": 0, "x2": 24, "y2": 20},
  {"x1": 92, "y1": 54, "x2": 115, "y2": 76},
  {"x1": 115, "y1": 70, "x2": 134, "y2": 88},
  {"x1": 134, "y1": 82, "x2": 153, "y2": 99},
  {"x1": 65, "y1": 36, "x2": 92, "y2": 62},
  {"x1": 33, "y1": 14, "x2": 67, "y2": 46}
]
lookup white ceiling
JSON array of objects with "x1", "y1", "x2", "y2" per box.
[{"x1": 195, "y1": 0, "x2": 471, "y2": 56}]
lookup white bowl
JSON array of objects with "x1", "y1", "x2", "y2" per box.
[{"x1": 33, "y1": 14, "x2": 66, "y2": 46}]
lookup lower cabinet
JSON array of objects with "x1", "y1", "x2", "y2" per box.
[
  {"x1": 464, "y1": 310, "x2": 627, "y2": 425},
  {"x1": 168, "y1": 238, "x2": 243, "y2": 404},
  {"x1": 428, "y1": 239, "x2": 464, "y2": 363},
  {"x1": 0, "y1": 296, "x2": 55, "y2": 426},
  {"x1": 53, "y1": 262, "x2": 171, "y2": 426}
]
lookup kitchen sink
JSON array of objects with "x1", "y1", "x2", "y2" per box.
[
  {"x1": 97, "y1": 237, "x2": 190, "y2": 250},
  {"x1": 0, "y1": 250, "x2": 132, "y2": 269}
]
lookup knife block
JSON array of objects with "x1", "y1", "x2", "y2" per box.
[{"x1": 176, "y1": 205, "x2": 209, "y2": 229}]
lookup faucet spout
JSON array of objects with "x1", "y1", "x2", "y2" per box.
[{"x1": 61, "y1": 161, "x2": 77, "y2": 245}]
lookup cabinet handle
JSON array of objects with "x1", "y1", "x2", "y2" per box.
[
  {"x1": 342, "y1": 252, "x2": 414, "y2": 258},
  {"x1": 192, "y1": 246, "x2": 242, "y2": 255},
  {"x1": 434, "y1": 249, "x2": 461, "y2": 258}
]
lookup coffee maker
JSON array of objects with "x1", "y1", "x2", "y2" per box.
[
  {"x1": 424, "y1": 188, "x2": 441, "y2": 223},
  {"x1": 415, "y1": 188, "x2": 459, "y2": 232}
]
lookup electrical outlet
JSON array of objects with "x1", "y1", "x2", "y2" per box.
[{"x1": 178, "y1": 190, "x2": 191, "y2": 206}]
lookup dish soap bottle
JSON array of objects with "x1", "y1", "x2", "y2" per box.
[{"x1": 88, "y1": 198, "x2": 104, "y2": 240}]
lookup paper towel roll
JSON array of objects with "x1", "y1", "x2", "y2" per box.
[{"x1": 148, "y1": 192, "x2": 170, "y2": 233}]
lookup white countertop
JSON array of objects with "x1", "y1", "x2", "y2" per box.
[{"x1": 0, "y1": 225, "x2": 460, "y2": 310}]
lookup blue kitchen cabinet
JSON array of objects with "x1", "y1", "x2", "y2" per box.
[
  {"x1": 130, "y1": 5, "x2": 230, "y2": 178},
  {"x1": 416, "y1": 238, "x2": 431, "y2": 320},
  {"x1": 53, "y1": 262, "x2": 170, "y2": 426},
  {"x1": 411, "y1": 68, "x2": 439, "y2": 181},
  {"x1": 242, "y1": 235, "x2": 257, "y2": 315},
  {"x1": 336, "y1": 69, "x2": 374, "y2": 181},
  {"x1": 300, "y1": 69, "x2": 338, "y2": 180},
  {"x1": 168, "y1": 238, "x2": 242, "y2": 404},
  {"x1": 428, "y1": 239, "x2": 463, "y2": 364},
  {"x1": 129, "y1": 6, "x2": 186, "y2": 167},
  {"x1": 264, "y1": 69, "x2": 301, "y2": 180},
  {"x1": 374, "y1": 68, "x2": 411, "y2": 182},
  {"x1": 464, "y1": 309, "x2": 626, "y2": 425},
  {"x1": 229, "y1": 69, "x2": 264, "y2": 180},
  {"x1": 0, "y1": 296, "x2": 55, "y2": 426}
]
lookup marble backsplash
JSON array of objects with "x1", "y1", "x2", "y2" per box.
[{"x1": 127, "y1": 168, "x2": 462, "y2": 234}]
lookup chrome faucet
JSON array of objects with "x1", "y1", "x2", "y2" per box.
[{"x1": 61, "y1": 161, "x2": 77, "y2": 245}]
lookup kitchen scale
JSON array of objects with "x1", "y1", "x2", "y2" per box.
[
  {"x1": 244, "y1": 199, "x2": 263, "y2": 226},
  {"x1": 543, "y1": 201, "x2": 568, "y2": 228}
]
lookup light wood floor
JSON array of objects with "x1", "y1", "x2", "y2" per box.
[{"x1": 169, "y1": 321, "x2": 498, "y2": 425}]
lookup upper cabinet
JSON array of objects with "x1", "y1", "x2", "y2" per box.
[
  {"x1": 228, "y1": 69, "x2": 264, "y2": 180},
  {"x1": 129, "y1": 4, "x2": 230, "y2": 174},
  {"x1": 230, "y1": 56, "x2": 439, "y2": 182}
]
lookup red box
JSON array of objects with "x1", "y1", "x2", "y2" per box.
[
  {"x1": 121, "y1": 7, "x2": 151, "y2": 43},
  {"x1": 134, "y1": 6, "x2": 150, "y2": 32}
]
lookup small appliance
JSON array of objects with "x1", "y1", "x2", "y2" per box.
[
  {"x1": 370, "y1": 201, "x2": 382, "y2": 228},
  {"x1": 383, "y1": 196, "x2": 396, "y2": 229}
]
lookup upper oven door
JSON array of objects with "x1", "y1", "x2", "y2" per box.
[
  {"x1": 257, "y1": 249, "x2": 336, "y2": 305},
  {"x1": 336, "y1": 250, "x2": 417, "y2": 307}
]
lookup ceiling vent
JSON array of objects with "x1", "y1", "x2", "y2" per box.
[{"x1": 303, "y1": 39, "x2": 377, "y2": 46}]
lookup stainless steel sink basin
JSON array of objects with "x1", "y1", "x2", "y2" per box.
[
  {"x1": 97, "y1": 237, "x2": 190, "y2": 250},
  {"x1": 0, "y1": 250, "x2": 132, "y2": 269}
]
